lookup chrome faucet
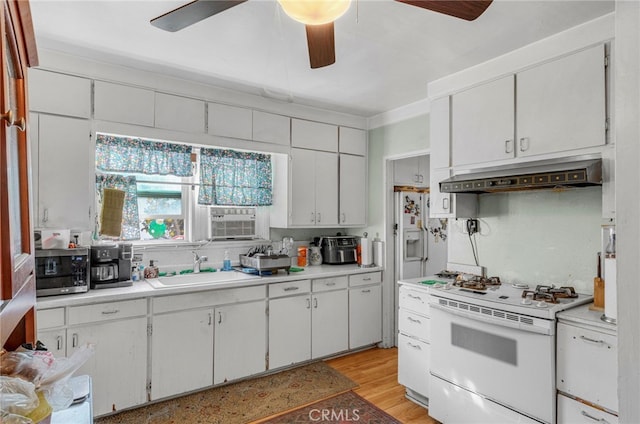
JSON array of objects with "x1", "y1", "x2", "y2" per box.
[{"x1": 192, "y1": 251, "x2": 208, "y2": 273}]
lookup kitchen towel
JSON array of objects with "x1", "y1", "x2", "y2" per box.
[
  {"x1": 100, "y1": 188, "x2": 125, "y2": 237},
  {"x1": 360, "y1": 237, "x2": 372, "y2": 266},
  {"x1": 373, "y1": 239, "x2": 384, "y2": 267},
  {"x1": 604, "y1": 258, "x2": 617, "y2": 322}
]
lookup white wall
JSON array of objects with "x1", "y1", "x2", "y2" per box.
[{"x1": 447, "y1": 187, "x2": 601, "y2": 293}]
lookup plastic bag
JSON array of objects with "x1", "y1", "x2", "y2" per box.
[
  {"x1": 0, "y1": 376, "x2": 38, "y2": 416},
  {"x1": 0, "y1": 410, "x2": 34, "y2": 424}
]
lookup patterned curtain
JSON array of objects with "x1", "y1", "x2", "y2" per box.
[
  {"x1": 96, "y1": 133, "x2": 193, "y2": 177},
  {"x1": 96, "y1": 173, "x2": 140, "y2": 240},
  {"x1": 198, "y1": 148, "x2": 273, "y2": 206}
]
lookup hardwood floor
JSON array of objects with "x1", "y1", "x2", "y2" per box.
[{"x1": 325, "y1": 347, "x2": 438, "y2": 424}]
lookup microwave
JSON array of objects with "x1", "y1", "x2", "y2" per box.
[{"x1": 35, "y1": 247, "x2": 89, "y2": 297}]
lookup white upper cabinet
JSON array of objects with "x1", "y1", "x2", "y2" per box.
[
  {"x1": 94, "y1": 81, "x2": 155, "y2": 126},
  {"x1": 252, "y1": 110, "x2": 290, "y2": 145},
  {"x1": 291, "y1": 118, "x2": 338, "y2": 152},
  {"x1": 451, "y1": 75, "x2": 515, "y2": 167},
  {"x1": 430, "y1": 96, "x2": 451, "y2": 169},
  {"x1": 208, "y1": 103, "x2": 252, "y2": 139},
  {"x1": 28, "y1": 69, "x2": 92, "y2": 118},
  {"x1": 516, "y1": 44, "x2": 606, "y2": 157},
  {"x1": 394, "y1": 155, "x2": 429, "y2": 187},
  {"x1": 339, "y1": 154, "x2": 366, "y2": 226},
  {"x1": 339, "y1": 127, "x2": 367, "y2": 156},
  {"x1": 154, "y1": 93, "x2": 205, "y2": 133}
]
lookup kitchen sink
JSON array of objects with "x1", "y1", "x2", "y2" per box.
[{"x1": 146, "y1": 271, "x2": 260, "y2": 289}]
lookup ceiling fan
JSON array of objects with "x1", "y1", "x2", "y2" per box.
[{"x1": 150, "y1": 0, "x2": 493, "y2": 69}]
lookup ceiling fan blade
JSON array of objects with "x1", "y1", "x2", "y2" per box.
[
  {"x1": 305, "y1": 23, "x2": 336, "y2": 69},
  {"x1": 151, "y1": 0, "x2": 248, "y2": 32},
  {"x1": 395, "y1": 0, "x2": 493, "y2": 21}
]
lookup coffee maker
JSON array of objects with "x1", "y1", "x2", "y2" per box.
[{"x1": 90, "y1": 243, "x2": 133, "y2": 289}]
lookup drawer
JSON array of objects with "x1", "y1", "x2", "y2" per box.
[
  {"x1": 269, "y1": 280, "x2": 311, "y2": 298},
  {"x1": 557, "y1": 323, "x2": 618, "y2": 412},
  {"x1": 68, "y1": 298, "x2": 146, "y2": 325},
  {"x1": 399, "y1": 285, "x2": 430, "y2": 315},
  {"x1": 398, "y1": 309, "x2": 430, "y2": 342},
  {"x1": 349, "y1": 272, "x2": 382, "y2": 287},
  {"x1": 312, "y1": 276, "x2": 348, "y2": 292},
  {"x1": 37, "y1": 308, "x2": 65, "y2": 329},
  {"x1": 557, "y1": 394, "x2": 619, "y2": 424},
  {"x1": 398, "y1": 333, "x2": 430, "y2": 398},
  {"x1": 153, "y1": 285, "x2": 266, "y2": 314}
]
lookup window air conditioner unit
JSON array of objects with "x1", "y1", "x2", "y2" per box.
[{"x1": 208, "y1": 207, "x2": 257, "y2": 240}]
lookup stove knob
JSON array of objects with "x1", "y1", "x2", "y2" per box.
[
  {"x1": 521, "y1": 298, "x2": 532, "y2": 305},
  {"x1": 535, "y1": 301, "x2": 549, "y2": 308}
]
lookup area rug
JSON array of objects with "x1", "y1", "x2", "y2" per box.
[
  {"x1": 259, "y1": 391, "x2": 402, "y2": 424},
  {"x1": 94, "y1": 361, "x2": 357, "y2": 424}
]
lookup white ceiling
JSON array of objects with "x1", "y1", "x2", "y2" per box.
[{"x1": 30, "y1": 0, "x2": 614, "y2": 118}]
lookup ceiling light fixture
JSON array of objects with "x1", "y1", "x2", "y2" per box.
[{"x1": 277, "y1": 0, "x2": 351, "y2": 25}]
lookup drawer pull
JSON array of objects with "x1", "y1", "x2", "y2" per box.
[
  {"x1": 284, "y1": 286, "x2": 299, "y2": 291},
  {"x1": 407, "y1": 316, "x2": 422, "y2": 324},
  {"x1": 581, "y1": 410, "x2": 610, "y2": 424},
  {"x1": 326, "y1": 282, "x2": 336, "y2": 286},
  {"x1": 579, "y1": 335, "x2": 610, "y2": 348},
  {"x1": 361, "y1": 289, "x2": 371, "y2": 293},
  {"x1": 407, "y1": 294, "x2": 423, "y2": 301},
  {"x1": 362, "y1": 277, "x2": 372, "y2": 281},
  {"x1": 101, "y1": 309, "x2": 120, "y2": 315},
  {"x1": 406, "y1": 341, "x2": 422, "y2": 350}
]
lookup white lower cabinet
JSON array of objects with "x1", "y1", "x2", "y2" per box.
[
  {"x1": 269, "y1": 293, "x2": 312, "y2": 369},
  {"x1": 312, "y1": 289, "x2": 348, "y2": 358},
  {"x1": 214, "y1": 300, "x2": 267, "y2": 384},
  {"x1": 557, "y1": 394, "x2": 619, "y2": 424},
  {"x1": 348, "y1": 272, "x2": 382, "y2": 349},
  {"x1": 151, "y1": 308, "x2": 214, "y2": 400},
  {"x1": 397, "y1": 284, "x2": 431, "y2": 404}
]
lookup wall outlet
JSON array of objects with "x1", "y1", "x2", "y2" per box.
[{"x1": 466, "y1": 219, "x2": 479, "y2": 235}]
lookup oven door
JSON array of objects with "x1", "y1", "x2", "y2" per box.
[{"x1": 429, "y1": 302, "x2": 555, "y2": 424}]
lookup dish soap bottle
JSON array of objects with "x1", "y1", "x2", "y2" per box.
[
  {"x1": 144, "y1": 260, "x2": 159, "y2": 279},
  {"x1": 222, "y1": 250, "x2": 232, "y2": 271}
]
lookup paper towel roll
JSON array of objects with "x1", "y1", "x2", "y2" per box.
[
  {"x1": 603, "y1": 258, "x2": 617, "y2": 323},
  {"x1": 360, "y1": 237, "x2": 372, "y2": 266},
  {"x1": 373, "y1": 239, "x2": 384, "y2": 267}
]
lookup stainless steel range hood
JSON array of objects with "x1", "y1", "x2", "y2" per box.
[{"x1": 440, "y1": 159, "x2": 602, "y2": 194}]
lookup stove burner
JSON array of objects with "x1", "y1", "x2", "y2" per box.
[
  {"x1": 453, "y1": 276, "x2": 501, "y2": 291},
  {"x1": 522, "y1": 286, "x2": 578, "y2": 303}
]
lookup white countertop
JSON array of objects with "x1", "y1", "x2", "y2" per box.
[
  {"x1": 37, "y1": 264, "x2": 383, "y2": 309},
  {"x1": 557, "y1": 303, "x2": 617, "y2": 333}
]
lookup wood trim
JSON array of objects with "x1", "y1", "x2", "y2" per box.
[
  {"x1": 10, "y1": 0, "x2": 37, "y2": 67},
  {"x1": 394, "y1": 186, "x2": 430, "y2": 193},
  {"x1": 1, "y1": 274, "x2": 35, "y2": 349}
]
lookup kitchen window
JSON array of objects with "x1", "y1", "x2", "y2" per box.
[{"x1": 94, "y1": 133, "x2": 272, "y2": 242}]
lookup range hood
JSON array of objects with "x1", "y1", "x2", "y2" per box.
[{"x1": 440, "y1": 159, "x2": 602, "y2": 194}]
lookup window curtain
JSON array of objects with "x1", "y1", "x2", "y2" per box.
[
  {"x1": 198, "y1": 148, "x2": 272, "y2": 206},
  {"x1": 96, "y1": 133, "x2": 193, "y2": 177},
  {"x1": 96, "y1": 174, "x2": 140, "y2": 240}
]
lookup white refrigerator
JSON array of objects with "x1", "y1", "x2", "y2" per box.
[{"x1": 395, "y1": 190, "x2": 448, "y2": 280}]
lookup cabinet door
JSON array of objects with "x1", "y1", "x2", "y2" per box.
[
  {"x1": 68, "y1": 317, "x2": 147, "y2": 416},
  {"x1": 314, "y1": 151, "x2": 338, "y2": 226},
  {"x1": 394, "y1": 156, "x2": 420, "y2": 186},
  {"x1": 252, "y1": 110, "x2": 290, "y2": 145},
  {"x1": 154, "y1": 93, "x2": 205, "y2": 133},
  {"x1": 339, "y1": 154, "x2": 366, "y2": 226},
  {"x1": 349, "y1": 284, "x2": 382, "y2": 349},
  {"x1": 517, "y1": 45, "x2": 606, "y2": 157},
  {"x1": 451, "y1": 75, "x2": 515, "y2": 167},
  {"x1": 398, "y1": 333, "x2": 430, "y2": 398},
  {"x1": 208, "y1": 103, "x2": 252, "y2": 140},
  {"x1": 557, "y1": 394, "x2": 619, "y2": 424},
  {"x1": 339, "y1": 127, "x2": 366, "y2": 156},
  {"x1": 268, "y1": 295, "x2": 311, "y2": 369},
  {"x1": 214, "y1": 301, "x2": 266, "y2": 384},
  {"x1": 291, "y1": 119, "x2": 338, "y2": 152},
  {"x1": 311, "y1": 290, "x2": 348, "y2": 358},
  {"x1": 94, "y1": 81, "x2": 155, "y2": 126},
  {"x1": 290, "y1": 148, "x2": 316, "y2": 226},
  {"x1": 151, "y1": 309, "x2": 214, "y2": 400},
  {"x1": 37, "y1": 115, "x2": 92, "y2": 229},
  {"x1": 430, "y1": 96, "x2": 450, "y2": 169},
  {"x1": 28, "y1": 69, "x2": 91, "y2": 118}
]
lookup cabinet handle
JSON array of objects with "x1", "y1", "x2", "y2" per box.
[
  {"x1": 341, "y1": 213, "x2": 346, "y2": 223},
  {"x1": 101, "y1": 309, "x2": 120, "y2": 315},
  {"x1": 1, "y1": 109, "x2": 13, "y2": 126},
  {"x1": 208, "y1": 313, "x2": 212, "y2": 326},
  {"x1": 578, "y1": 335, "x2": 610, "y2": 348},
  {"x1": 326, "y1": 282, "x2": 336, "y2": 286},
  {"x1": 363, "y1": 277, "x2": 372, "y2": 281},
  {"x1": 313, "y1": 297, "x2": 318, "y2": 308},
  {"x1": 13, "y1": 116, "x2": 25, "y2": 132},
  {"x1": 406, "y1": 341, "x2": 422, "y2": 350},
  {"x1": 361, "y1": 289, "x2": 371, "y2": 293},
  {"x1": 419, "y1": 174, "x2": 424, "y2": 184},
  {"x1": 407, "y1": 294, "x2": 423, "y2": 301},
  {"x1": 580, "y1": 410, "x2": 610, "y2": 424},
  {"x1": 505, "y1": 139, "x2": 513, "y2": 153},
  {"x1": 72, "y1": 333, "x2": 79, "y2": 348},
  {"x1": 407, "y1": 316, "x2": 422, "y2": 324},
  {"x1": 43, "y1": 208, "x2": 49, "y2": 223},
  {"x1": 519, "y1": 137, "x2": 530, "y2": 152},
  {"x1": 317, "y1": 213, "x2": 321, "y2": 223},
  {"x1": 56, "y1": 335, "x2": 63, "y2": 351},
  {"x1": 218, "y1": 311, "x2": 222, "y2": 324},
  {"x1": 306, "y1": 298, "x2": 311, "y2": 309},
  {"x1": 284, "y1": 286, "x2": 299, "y2": 291},
  {"x1": 311, "y1": 212, "x2": 315, "y2": 223},
  {"x1": 442, "y1": 197, "x2": 449, "y2": 210}
]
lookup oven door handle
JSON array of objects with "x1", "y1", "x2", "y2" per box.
[{"x1": 429, "y1": 302, "x2": 553, "y2": 336}]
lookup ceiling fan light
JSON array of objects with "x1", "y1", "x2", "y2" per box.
[{"x1": 278, "y1": 0, "x2": 351, "y2": 25}]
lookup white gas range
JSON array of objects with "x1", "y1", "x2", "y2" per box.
[{"x1": 427, "y1": 274, "x2": 593, "y2": 424}]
